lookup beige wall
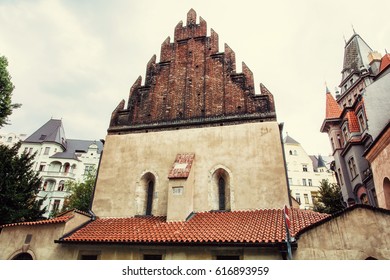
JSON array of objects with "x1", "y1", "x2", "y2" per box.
[
  {"x1": 294, "y1": 207, "x2": 390, "y2": 260},
  {"x1": 368, "y1": 131, "x2": 390, "y2": 209},
  {"x1": 92, "y1": 122, "x2": 290, "y2": 217},
  {"x1": 0, "y1": 224, "x2": 74, "y2": 260}
]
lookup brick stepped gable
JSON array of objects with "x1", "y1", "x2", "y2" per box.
[{"x1": 109, "y1": 9, "x2": 276, "y2": 134}]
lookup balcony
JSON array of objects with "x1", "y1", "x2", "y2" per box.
[{"x1": 39, "y1": 170, "x2": 76, "y2": 179}]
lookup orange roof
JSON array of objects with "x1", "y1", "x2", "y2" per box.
[
  {"x1": 168, "y1": 153, "x2": 195, "y2": 179},
  {"x1": 346, "y1": 111, "x2": 360, "y2": 133},
  {"x1": 60, "y1": 208, "x2": 328, "y2": 244},
  {"x1": 379, "y1": 53, "x2": 390, "y2": 73},
  {"x1": 325, "y1": 91, "x2": 341, "y2": 119},
  {"x1": 1, "y1": 215, "x2": 73, "y2": 228}
]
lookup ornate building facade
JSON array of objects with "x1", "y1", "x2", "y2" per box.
[
  {"x1": 321, "y1": 33, "x2": 390, "y2": 207},
  {"x1": 1, "y1": 11, "x2": 390, "y2": 260}
]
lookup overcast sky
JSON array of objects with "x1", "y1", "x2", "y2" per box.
[{"x1": 1, "y1": 0, "x2": 389, "y2": 156}]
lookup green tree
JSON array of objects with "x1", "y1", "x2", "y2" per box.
[
  {"x1": 313, "y1": 179, "x2": 345, "y2": 214},
  {"x1": 61, "y1": 170, "x2": 96, "y2": 213},
  {"x1": 0, "y1": 142, "x2": 46, "y2": 225},
  {"x1": 0, "y1": 55, "x2": 21, "y2": 128}
]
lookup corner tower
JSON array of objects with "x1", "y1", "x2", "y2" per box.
[{"x1": 93, "y1": 9, "x2": 288, "y2": 220}]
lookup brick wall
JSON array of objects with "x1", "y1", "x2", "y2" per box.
[{"x1": 109, "y1": 9, "x2": 276, "y2": 134}]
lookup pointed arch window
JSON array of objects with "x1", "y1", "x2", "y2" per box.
[
  {"x1": 146, "y1": 180, "x2": 154, "y2": 215},
  {"x1": 218, "y1": 177, "x2": 226, "y2": 210}
]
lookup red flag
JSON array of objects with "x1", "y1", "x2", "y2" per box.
[{"x1": 284, "y1": 205, "x2": 290, "y2": 230}]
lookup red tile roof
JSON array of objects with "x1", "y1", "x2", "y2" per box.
[
  {"x1": 60, "y1": 208, "x2": 329, "y2": 244},
  {"x1": 168, "y1": 153, "x2": 195, "y2": 179},
  {"x1": 346, "y1": 111, "x2": 360, "y2": 133},
  {"x1": 325, "y1": 91, "x2": 341, "y2": 119},
  {"x1": 379, "y1": 53, "x2": 390, "y2": 73},
  {"x1": 1, "y1": 215, "x2": 73, "y2": 228}
]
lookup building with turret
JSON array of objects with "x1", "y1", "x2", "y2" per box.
[
  {"x1": 321, "y1": 33, "x2": 390, "y2": 208},
  {"x1": 1, "y1": 10, "x2": 390, "y2": 260}
]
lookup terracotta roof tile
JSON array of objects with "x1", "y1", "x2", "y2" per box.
[
  {"x1": 379, "y1": 53, "x2": 390, "y2": 73},
  {"x1": 61, "y1": 208, "x2": 329, "y2": 244},
  {"x1": 168, "y1": 153, "x2": 195, "y2": 179},
  {"x1": 346, "y1": 111, "x2": 360, "y2": 133},
  {"x1": 325, "y1": 91, "x2": 341, "y2": 119},
  {"x1": 1, "y1": 215, "x2": 73, "y2": 228}
]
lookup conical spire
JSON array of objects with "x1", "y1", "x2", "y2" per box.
[{"x1": 325, "y1": 88, "x2": 341, "y2": 119}]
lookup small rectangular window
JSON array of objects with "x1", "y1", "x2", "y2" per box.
[
  {"x1": 302, "y1": 179, "x2": 307, "y2": 186},
  {"x1": 44, "y1": 147, "x2": 50, "y2": 155},
  {"x1": 308, "y1": 179, "x2": 312, "y2": 186},
  {"x1": 302, "y1": 165, "x2": 308, "y2": 172}
]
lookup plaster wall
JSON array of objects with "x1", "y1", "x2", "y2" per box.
[
  {"x1": 294, "y1": 208, "x2": 390, "y2": 259},
  {"x1": 92, "y1": 121, "x2": 289, "y2": 217}
]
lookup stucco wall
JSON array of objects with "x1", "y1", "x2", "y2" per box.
[
  {"x1": 0, "y1": 223, "x2": 75, "y2": 260},
  {"x1": 92, "y1": 121, "x2": 289, "y2": 217},
  {"x1": 294, "y1": 207, "x2": 390, "y2": 259}
]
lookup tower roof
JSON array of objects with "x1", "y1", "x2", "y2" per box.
[
  {"x1": 24, "y1": 119, "x2": 67, "y2": 148},
  {"x1": 341, "y1": 33, "x2": 373, "y2": 84},
  {"x1": 283, "y1": 135, "x2": 300, "y2": 144},
  {"x1": 325, "y1": 89, "x2": 342, "y2": 119}
]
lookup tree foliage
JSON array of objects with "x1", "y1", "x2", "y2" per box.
[
  {"x1": 0, "y1": 142, "x2": 46, "y2": 225},
  {"x1": 0, "y1": 55, "x2": 21, "y2": 128},
  {"x1": 61, "y1": 170, "x2": 96, "y2": 213},
  {"x1": 313, "y1": 179, "x2": 345, "y2": 214}
]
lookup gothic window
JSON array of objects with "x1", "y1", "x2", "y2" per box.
[
  {"x1": 338, "y1": 169, "x2": 344, "y2": 186},
  {"x1": 146, "y1": 180, "x2": 154, "y2": 216},
  {"x1": 289, "y1": 150, "x2": 292, "y2": 155},
  {"x1": 218, "y1": 177, "x2": 226, "y2": 211},
  {"x1": 211, "y1": 168, "x2": 231, "y2": 211}
]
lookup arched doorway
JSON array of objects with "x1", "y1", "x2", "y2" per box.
[{"x1": 12, "y1": 252, "x2": 33, "y2": 260}]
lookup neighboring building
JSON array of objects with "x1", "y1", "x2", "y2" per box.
[
  {"x1": 363, "y1": 53, "x2": 390, "y2": 209},
  {"x1": 1, "y1": 10, "x2": 390, "y2": 260},
  {"x1": 320, "y1": 33, "x2": 390, "y2": 207},
  {"x1": 19, "y1": 119, "x2": 103, "y2": 217},
  {"x1": 0, "y1": 131, "x2": 27, "y2": 147},
  {"x1": 283, "y1": 135, "x2": 337, "y2": 209}
]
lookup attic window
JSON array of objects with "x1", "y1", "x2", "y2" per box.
[{"x1": 39, "y1": 134, "x2": 47, "y2": 140}]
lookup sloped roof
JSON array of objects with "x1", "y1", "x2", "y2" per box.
[
  {"x1": 24, "y1": 119, "x2": 67, "y2": 148},
  {"x1": 58, "y1": 208, "x2": 329, "y2": 245},
  {"x1": 379, "y1": 53, "x2": 390, "y2": 73},
  {"x1": 283, "y1": 135, "x2": 300, "y2": 145},
  {"x1": 168, "y1": 153, "x2": 195, "y2": 179},
  {"x1": 0, "y1": 215, "x2": 72, "y2": 228},
  {"x1": 325, "y1": 91, "x2": 342, "y2": 119},
  {"x1": 51, "y1": 139, "x2": 103, "y2": 160},
  {"x1": 345, "y1": 111, "x2": 360, "y2": 133},
  {"x1": 341, "y1": 33, "x2": 373, "y2": 83}
]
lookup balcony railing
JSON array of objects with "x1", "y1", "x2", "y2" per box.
[{"x1": 39, "y1": 170, "x2": 76, "y2": 178}]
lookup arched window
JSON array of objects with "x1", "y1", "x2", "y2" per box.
[
  {"x1": 211, "y1": 168, "x2": 231, "y2": 211},
  {"x1": 218, "y1": 177, "x2": 226, "y2": 210},
  {"x1": 136, "y1": 172, "x2": 157, "y2": 216},
  {"x1": 146, "y1": 180, "x2": 154, "y2": 216}
]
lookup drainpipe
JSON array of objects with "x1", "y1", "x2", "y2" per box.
[
  {"x1": 278, "y1": 123, "x2": 293, "y2": 207},
  {"x1": 88, "y1": 139, "x2": 105, "y2": 221}
]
